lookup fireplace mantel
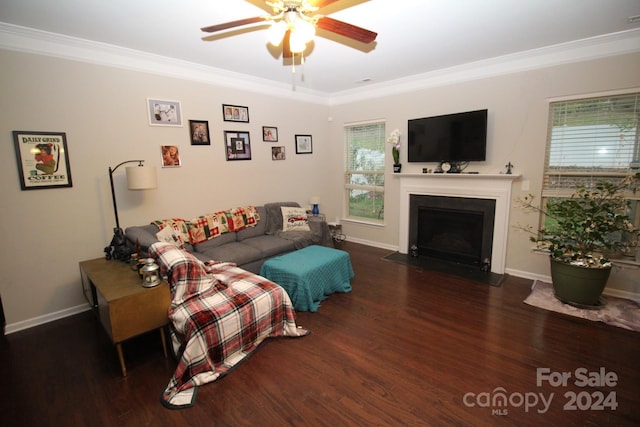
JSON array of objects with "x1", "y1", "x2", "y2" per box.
[{"x1": 396, "y1": 173, "x2": 520, "y2": 274}]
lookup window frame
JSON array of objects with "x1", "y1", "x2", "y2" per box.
[
  {"x1": 541, "y1": 90, "x2": 640, "y2": 264},
  {"x1": 343, "y1": 120, "x2": 386, "y2": 225}
]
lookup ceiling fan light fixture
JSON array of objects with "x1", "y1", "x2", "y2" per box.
[
  {"x1": 268, "y1": 21, "x2": 287, "y2": 45},
  {"x1": 294, "y1": 17, "x2": 315, "y2": 43},
  {"x1": 289, "y1": 30, "x2": 307, "y2": 53}
]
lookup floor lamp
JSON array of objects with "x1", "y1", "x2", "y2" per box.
[{"x1": 105, "y1": 160, "x2": 157, "y2": 260}]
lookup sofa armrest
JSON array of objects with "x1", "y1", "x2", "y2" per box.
[
  {"x1": 125, "y1": 224, "x2": 161, "y2": 253},
  {"x1": 308, "y1": 216, "x2": 334, "y2": 248}
]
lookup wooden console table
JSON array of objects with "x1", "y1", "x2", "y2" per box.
[{"x1": 79, "y1": 257, "x2": 171, "y2": 376}]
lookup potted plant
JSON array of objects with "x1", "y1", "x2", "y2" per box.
[
  {"x1": 519, "y1": 174, "x2": 640, "y2": 307},
  {"x1": 387, "y1": 129, "x2": 401, "y2": 173}
]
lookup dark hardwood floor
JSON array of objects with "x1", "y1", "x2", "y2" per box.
[{"x1": 1, "y1": 242, "x2": 638, "y2": 426}]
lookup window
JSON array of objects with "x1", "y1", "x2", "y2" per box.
[
  {"x1": 344, "y1": 121, "x2": 385, "y2": 223},
  {"x1": 543, "y1": 92, "x2": 640, "y2": 262},
  {"x1": 544, "y1": 93, "x2": 639, "y2": 195}
]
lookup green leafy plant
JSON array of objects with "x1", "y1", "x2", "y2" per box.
[{"x1": 519, "y1": 174, "x2": 640, "y2": 268}]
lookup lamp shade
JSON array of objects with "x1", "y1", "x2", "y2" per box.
[{"x1": 126, "y1": 166, "x2": 157, "y2": 190}]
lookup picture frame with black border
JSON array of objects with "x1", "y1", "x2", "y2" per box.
[
  {"x1": 224, "y1": 131, "x2": 251, "y2": 160},
  {"x1": 262, "y1": 126, "x2": 278, "y2": 142},
  {"x1": 271, "y1": 146, "x2": 286, "y2": 160},
  {"x1": 189, "y1": 120, "x2": 210, "y2": 145},
  {"x1": 222, "y1": 104, "x2": 249, "y2": 123},
  {"x1": 147, "y1": 98, "x2": 182, "y2": 127},
  {"x1": 295, "y1": 134, "x2": 313, "y2": 154},
  {"x1": 12, "y1": 130, "x2": 73, "y2": 190}
]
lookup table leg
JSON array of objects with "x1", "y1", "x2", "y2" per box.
[
  {"x1": 159, "y1": 327, "x2": 168, "y2": 358},
  {"x1": 116, "y1": 343, "x2": 127, "y2": 377}
]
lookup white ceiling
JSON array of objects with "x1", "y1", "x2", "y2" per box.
[{"x1": 1, "y1": 0, "x2": 640, "y2": 96}]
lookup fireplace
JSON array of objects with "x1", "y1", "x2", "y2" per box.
[
  {"x1": 409, "y1": 195, "x2": 496, "y2": 268},
  {"x1": 397, "y1": 173, "x2": 519, "y2": 274}
]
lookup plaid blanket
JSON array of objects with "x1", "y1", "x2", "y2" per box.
[{"x1": 149, "y1": 242, "x2": 309, "y2": 409}]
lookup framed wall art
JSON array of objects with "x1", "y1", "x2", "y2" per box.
[
  {"x1": 224, "y1": 131, "x2": 252, "y2": 160},
  {"x1": 189, "y1": 120, "x2": 210, "y2": 145},
  {"x1": 12, "y1": 130, "x2": 73, "y2": 190},
  {"x1": 262, "y1": 126, "x2": 278, "y2": 142},
  {"x1": 222, "y1": 104, "x2": 249, "y2": 123},
  {"x1": 272, "y1": 146, "x2": 286, "y2": 160},
  {"x1": 161, "y1": 145, "x2": 181, "y2": 167},
  {"x1": 295, "y1": 134, "x2": 313, "y2": 154},
  {"x1": 147, "y1": 98, "x2": 183, "y2": 127}
]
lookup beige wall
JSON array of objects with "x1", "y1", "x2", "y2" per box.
[
  {"x1": 329, "y1": 53, "x2": 640, "y2": 296},
  {"x1": 2, "y1": 48, "x2": 639, "y2": 331},
  {"x1": 0, "y1": 50, "x2": 332, "y2": 329}
]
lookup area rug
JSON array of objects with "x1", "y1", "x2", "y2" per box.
[{"x1": 524, "y1": 281, "x2": 640, "y2": 332}]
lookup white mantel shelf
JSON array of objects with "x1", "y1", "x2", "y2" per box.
[
  {"x1": 396, "y1": 173, "x2": 520, "y2": 274},
  {"x1": 393, "y1": 173, "x2": 521, "y2": 180}
]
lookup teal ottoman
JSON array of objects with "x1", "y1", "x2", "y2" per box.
[{"x1": 260, "y1": 245, "x2": 354, "y2": 312}]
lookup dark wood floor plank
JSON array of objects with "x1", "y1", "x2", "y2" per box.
[{"x1": 1, "y1": 241, "x2": 638, "y2": 426}]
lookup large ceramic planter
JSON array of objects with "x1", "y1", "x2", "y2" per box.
[{"x1": 550, "y1": 258, "x2": 611, "y2": 307}]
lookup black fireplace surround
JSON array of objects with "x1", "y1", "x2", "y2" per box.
[{"x1": 408, "y1": 194, "x2": 496, "y2": 268}]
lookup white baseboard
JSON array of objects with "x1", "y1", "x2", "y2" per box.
[
  {"x1": 344, "y1": 236, "x2": 398, "y2": 252},
  {"x1": 4, "y1": 303, "x2": 92, "y2": 335}
]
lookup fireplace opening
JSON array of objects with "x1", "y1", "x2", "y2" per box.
[
  {"x1": 418, "y1": 207, "x2": 484, "y2": 265},
  {"x1": 409, "y1": 195, "x2": 496, "y2": 269}
]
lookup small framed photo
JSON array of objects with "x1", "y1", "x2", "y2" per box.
[
  {"x1": 189, "y1": 120, "x2": 210, "y2": 145},
  {"x1": 147, "y1": 98, "x2": 183, "y2": 127},
  {"x1": 222, "y1": 104, "x2": 249, "y2": 123},
  {"x1": 262, "y1": 126, "x2": 278, "y2": 142},
  {"x1": 12, "y1": 131, "x2": 73, "y2": 190},
  {"x1": 224, "y1": 131, "x2": 251, "y2": 160},
  {"x1": 295, "y1": 134, "x2": 313, "y2": 154},
  {"x1": 161, "y1": 145, "x2": 181, "y2": 167},
  {"x1": 272, "y1": 146, "x2": 286, "y2": 160}
]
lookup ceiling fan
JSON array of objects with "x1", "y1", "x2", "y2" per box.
[{"x1": 200, "y1": 0, "x2": 377, "y2": 58}]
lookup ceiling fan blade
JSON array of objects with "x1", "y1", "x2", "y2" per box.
[
  {"x1": 316, "y1": 16, "x2": 377, "y2": 44},
  {"x1": 201, "y1": 16, "x2": 267, "y2": 33}
]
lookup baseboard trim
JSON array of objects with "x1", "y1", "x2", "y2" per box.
[{"x1": 4, "y1": 303, "x2": 92, "y2": 335}]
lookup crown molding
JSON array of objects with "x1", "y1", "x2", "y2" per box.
[
  {"x1": 328, "y1": 28, "x2": 640, "y2": 105},
  {"x1": 0, "y1": 22, "x2": 328, "y2": 105},
  {"x1": 2, "y1": 22, "x2": 639, "y2": 107}
]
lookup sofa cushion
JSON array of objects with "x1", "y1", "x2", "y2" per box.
[
  {"x1": 196, "y1": 242, "x2": 262, "y2": 266},
  {"x1": 236, "y1": 206, "x2": 266, "y2": 241},
  {"x1": 193, "y1": 232, "x2": 237, "y2": 251},
  {"x1": 241, "y1": 235, "x2": 296, "y2": 258}
]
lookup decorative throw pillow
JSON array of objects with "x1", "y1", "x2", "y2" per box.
[
  {"x1": 152, "y1": 218, "x2": 191, "y2": 246},
  {"x1": 281, "y1": 206, "x2": 310, "y2": 231},
  {"x1": 155, "y1": 226, "x2": 185, "y2": 248}
]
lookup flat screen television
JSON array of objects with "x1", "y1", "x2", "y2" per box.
[{"x1": 408, "y1": 109, "x2": 488, "y2": 163}]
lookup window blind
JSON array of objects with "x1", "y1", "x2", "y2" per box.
[
  {"x1": 543, "y1": 93, "x2": 639, "y2": 196},
  {"x1": 344, "y1": 122, "x2": 385, "y2": 221}
]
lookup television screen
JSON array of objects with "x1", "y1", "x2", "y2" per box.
[{"x1": 408, "y1": 109, "x2": 487, "y2": 163}]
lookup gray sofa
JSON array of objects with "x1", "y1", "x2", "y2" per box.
[{"x1": 125, "y1": 202, "x2": 333, "y2": 274}]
